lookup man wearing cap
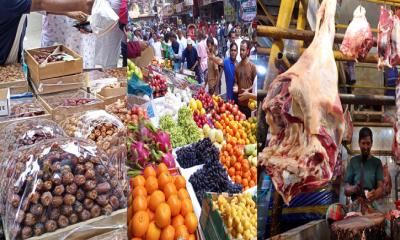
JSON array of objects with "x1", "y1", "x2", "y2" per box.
[{"x1": 181, "y1": 39, "x2": 201, "y2": 83}]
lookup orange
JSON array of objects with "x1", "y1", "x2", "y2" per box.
[
  {"x1": 167, "y1": 195, "x2": 182, "y2": 217},
  {"x1": 157, "y1": 163, "x2": 169, "y2": 176},
  {"x1": 146, "y1": 176, "x2": 159, "y2": 194},
  {"x1": 242, "y1": 161, "x2": 250, "y2": 172},
  {"x1": 249, "y1": 180, "x2": 256, "y2": 187},
  {"x1": 155, "y1": 202, "x2": 171, "y2": 228},
  {"x1": 189, "y1": 234, "x2": 196, "y2": 240},
  {"x1": 158, "y1": 172, "x2": 173, "y2": 190},
  {"x1": 172, "y1": 215, "x2": 185, "y2": 229},
  {"x1": 174, "y1": 176, "x2": 186, "y2": 189},
  {"x1": 160, "y1": 225, "x2": 175, "y2": 240},
  {"x1": 184, "y1": 212, "x2": 198, "y2": 234},
  {"x1": 177, "y1": 188, "x2": 190, "y2": 200},
  {"x1": 133, "y1": 195, "x2": 147, "y2": 213},
  {"x1": 146, "y1": 221, "x2": 161, "y2": 240},
  {"x1": 164, "y1": 182, "x2": 177, "y2": 200},
  {"x1": 250, "y1": 166, "x2": 257, "y2": 177},
  {"x1": 149, "y1": 190, "x2": 166, "y2": 211},
  {"x1": 131, "y1": 210, "x2": 149, "y2": 237},
  {"x1": 144, "y1": 166, "x2": 157, "y2": 179},
  {"x1": 175, "y1": 225, "x2": 189, "y2": 239},
  {"x1": 147, "y1": 209, "x2": 155, "y2": 221},
  {"x1": 132, "y1": 175, "x2": 146, "y2": 188},
  {"x1": 228, "y1": 167, "x2": 235, "y2": 177},
  {"x1": 133, "y1": 186, "x2": 147, "y2": 198},
  {"x1": 181, "y1": 199, "x2": 193, "y2": 217}
]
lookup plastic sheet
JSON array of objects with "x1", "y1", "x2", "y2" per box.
[
  {"x1": 60, "y1": 110, "x2": 127, "y2": 182},
  {"x1": 2, "y1": 137, "x2": 126, "y2": 240}
]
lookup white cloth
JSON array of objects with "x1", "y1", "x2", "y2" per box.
[
  {"x1": 153, "y1": 41, "x2": 162, "y2": 59},
  {"x1": 94, "y1": 0, "x2": 123, "y2": 68},
  {"x1": 6, "y1": 14, "x2": 27, "y2": 64},
  {"x1": 41, "y1": 14, "x2": 96, "y2": 68},
  {"x1": 178, "y1": 37, "x2": 187, "y2": 51}
]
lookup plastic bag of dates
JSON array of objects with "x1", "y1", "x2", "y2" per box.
[
  {"x1": 2, "y1": 138, "x2": 126, "y2": 240},
  {"x1": 0, "y1": 120, "x2": 66, "y2": 213},
  {"x1": 60, "y1": 110, "x2": 126, "y2": 182}
]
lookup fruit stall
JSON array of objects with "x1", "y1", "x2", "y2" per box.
[
  {"x1": 126, "y1": 55, "x2": 258, "y2": 239},
  {"x1": 0, "y1": 45, "x2": 129, "y2": 240}
]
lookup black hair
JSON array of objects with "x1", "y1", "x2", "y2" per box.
[
  {"x1": 359, "y1": 127, "x2": 373, "y2": 142},
  {"x1": 206, "y1": 37, "x2": 214, "y2": 46},
  {"x1": 230, "y1": 42, "x2": 238, "y2": 50},
  {"x1": 241, "y1": 39, "x2": 251, "y2": 50},
  {"x1": 228, "y1": 31, "x2": 235, "y2": 38}
]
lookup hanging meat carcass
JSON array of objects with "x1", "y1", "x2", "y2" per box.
[
  {"x1": 259, "y1": 0, "x2": 345, "y2": 204},
  {"x1": 377, "y1": 6, "x2": 394, "y2": 70},
  {"x1": 392, "y1": 78, "x2": 400, "y2": 159},
  {"x1": 340, "y1": 5, "x2": 374, "y2": 61},
  {"x1": 391, "y1": 12, "x2": 400, "y2": 66}
]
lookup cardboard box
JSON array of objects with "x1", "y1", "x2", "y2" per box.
[
  {"x1": 38, "y1": 90, "x2": 105, "y2": 122},
  {"x1": 31, "y1": 73, "x2": 85, "y2": 94},
  {"x1": 25, "y1": 45, "x2": 83, "y2": 82},
  {"x1": 0, "y1": 88, "x2": 10, "y2": 116}
]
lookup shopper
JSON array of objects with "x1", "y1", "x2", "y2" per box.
[
  {"x1": 209, "y1": 42, "x2": 238, "y2": 101},
  {"x1": 234, "y1": 40, "x2": 256, "y2": 118},
  {"x1": 0, "y1": 0, "x2": 94, "y2": 65},
  {"x1": 181, "y1": 39, "x2": 201, "y2": 83},
  {"x1": 152, "y1": 35, "x2": 163, "y2": 59},
  {"x1": 171, "y1": 34, "x2": 181, "y2": 71},
  {"x1": 177, "y1": 30, "x2": 187, "y2": 51},
  {"x1": 196, "y1": 33, "x2": 208, "y2": 84},
  {"x1": 205, "y1": 37, "x2": 219, "y2": 95}
]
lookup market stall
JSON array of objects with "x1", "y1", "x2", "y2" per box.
[
  {"x1": 0, "y1": 43, "x2": 129, "y2": 240},
  {"x1": 126, "y1": 42, "x2": 259, "y2": 239},
  {"x1": 257, "y1": 0, "x2": 400, "y2": 239}
]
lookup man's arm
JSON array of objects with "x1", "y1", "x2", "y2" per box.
[
  {"x1": 233, "y1": 67, "x2": 239, "y2": 93},
  {"x1": 209, "y1": 55, "x2": 223, "y2": 66},
  {"x1": 343, "y1": 158, "x2": 360, "y2": 197},
  {"x1": 367, "y1": 181, "x2": 384, "y2": 201},
  {"x1": 31, "y1": 0, "x2": 94, "y2": 14}
]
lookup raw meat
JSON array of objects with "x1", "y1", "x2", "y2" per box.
[
  {"x1": 343, "y1": 108, "x2": 353, "y2": 143},
  {"x1": 392, "y1": 78, "x2": 400, "y2": 159},
  {"x1": 382, "y1": 162, "x2": 392, "y2": 196},
  {"x1": 340, "y1": 5, "x2": 374, "y2": 61},
  {"x1": 377, "y1": 6, "x2": 394, "y2": 70},
  {"x1": 259, "y1": 0, "x2": 345, "y2": 204},
  {"x1": 391, "y1": 14, "x2": 400, "y2": 66}
]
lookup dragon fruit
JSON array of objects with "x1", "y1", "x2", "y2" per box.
[
  {"x1": 161, "y1": 152, "x2": 176, "y2": 168},
  {"x1": 129, "y1": 141, "x2": 151, "y2": 168},
  {"x1": 154, "y1": 130, "x2": 172, "y2": 153}
]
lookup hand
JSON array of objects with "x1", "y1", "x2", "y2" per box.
[
  {"x1": 233, "y1": 85, "x2": 238, "y2": 93},
  {"x1": 239, "y1": 89, "x2": 252, "y2": 101},
  {"x1": 345, "y1": 184, "x2": 361, "y2": 196},
  {"x1": 66, "y1": 11, "x2": 88, "y2": 23},
  {"x1": 366, "y1": 190, "x2": 377, "y2": 201}
]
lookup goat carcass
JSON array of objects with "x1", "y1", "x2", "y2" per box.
[
  {"x1": 340, "y1": 5, "x2": 374, "y2": 61},
  {"x1": 378, "y1": 6, "x2": 394, "y2": 69},
  {"x1": 392, "y1": 78, "x2": 400, "y2": 160},
  {"x1": 259, "y1": 0, "x2": 344, "y2": 204},
  {"x1": 391, "y1": 14, "x2": 400, "y2": 66}
]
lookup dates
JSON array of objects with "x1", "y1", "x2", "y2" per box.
[{"x1": 0, "y1": 63, "x2": 24, "y2": 82}]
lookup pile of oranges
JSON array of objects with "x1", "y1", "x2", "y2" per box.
[
  {"x1": 213, "y1": 113, "x2": 250, "y2": 146},
  {"x1": 128, "y1": 163, "x2": 198, "y2": 240},
  {"x1": 219, "y1": 141, "x2": 257, "y2": 191}
]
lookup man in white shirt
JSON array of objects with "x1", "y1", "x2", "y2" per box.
[
  {"x1": 152, "y1": 35, "x2": 163, "y2": 59},
  {"x1": 177, "y1": 30, "x2": 187, "y2": 51}
]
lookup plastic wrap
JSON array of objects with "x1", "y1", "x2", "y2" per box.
[
  {"x1": 40, "y1": 90, "x2": 102, "y2": 109},
  {"x1": 60, "y1": 110, "x2": 127, "y2": 182},
  {"x1": 5, "y1": 97, "x2": 46, "y2": 119},
  {"x1": 2, "y1": 137, "x2": 126, "y2": 240},
  {"x1": 0, "y1": 120, "x2": 67, "y2": 215}
]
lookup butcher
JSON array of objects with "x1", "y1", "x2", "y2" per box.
[
  {"x1": 326, "y1": 127, "x2": 385, "y2": 224},
  {"x1": 0, "y1": 0, "x2": 94, "y2": 65}
]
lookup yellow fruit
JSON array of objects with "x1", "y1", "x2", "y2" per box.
[{"x1": 196, "y1": 100, "x2": 202, "y2": 110}]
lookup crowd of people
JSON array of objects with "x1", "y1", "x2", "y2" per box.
[{"x1": 129, "y1": 20, "x2": 258, "y2": 117}]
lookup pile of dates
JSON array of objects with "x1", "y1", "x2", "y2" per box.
[
  {"x1": 4, "y1": 138, "x2": 126, "y2": 239},
  {"x1": 0, "y1": 64, "x2": 24, "y2": 82},
  {"x1": 62, "y1": 98, "x2": 96, "y2": 107},
  {"x1": 10, "y1": 101, "x2": 46, "y2": 118},
  {"x1": 104, "y1": 68, "x2": 126, "y2": 82}
]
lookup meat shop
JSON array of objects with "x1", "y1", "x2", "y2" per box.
[{"x1": 257, "y1": 0, "x2": 400, "y2": 239}]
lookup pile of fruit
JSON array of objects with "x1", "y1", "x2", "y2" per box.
[
  {"x1": 105, "y1": 98, "x2": 149, "y2": 125},
  {"x1": 149, "y1": 74, "x2": 168, "y2": 98},
  {"x1": 128, "y1": 163, "x2": 198, "y2": 240},
  {"x1": 248, "y1": 98, "x2": 257, "y2": 111},
  {"x1": 212, "y1": 193, "x2": 257, "y2": 240},
  {"x1": 128, "y1": 59, "x2": 143, "y2": 80},
  {"x1": 189, "y1": 98, "x2": 210, "y2": 128},
  {"x1": 159, "y1": 107, "x2": 202, "y2": 148},
  {"x1": 240, "y1": 117, "x2": 257, "y2": 144},
  {"x1": 211, "y1": 96, "x2": 246, "y2": 122},
  {"x1": 188, "y1": 145, "x2": 242, "y2": 204},
  {"x1": 214, "y1": 113, "x2": 249, "y2": 146},
  {"x1": 176, "y1": 138, "x2": 218, "y2": 168},
  {"x1": 244, "y1": 144, "x2": 257, "y2": 167},
  {"x1": 194, "y1": 88, "x2": 213, "y2": 111},
  {"x1": 202, "y1": 125, "x2": 224, "y2": 149},
  {"x1": 127, "y1": 119, "x2": 175, "y2": 175},
  {"x1": 220, "y1": 141, "x2": 257, "y2": 190}
]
